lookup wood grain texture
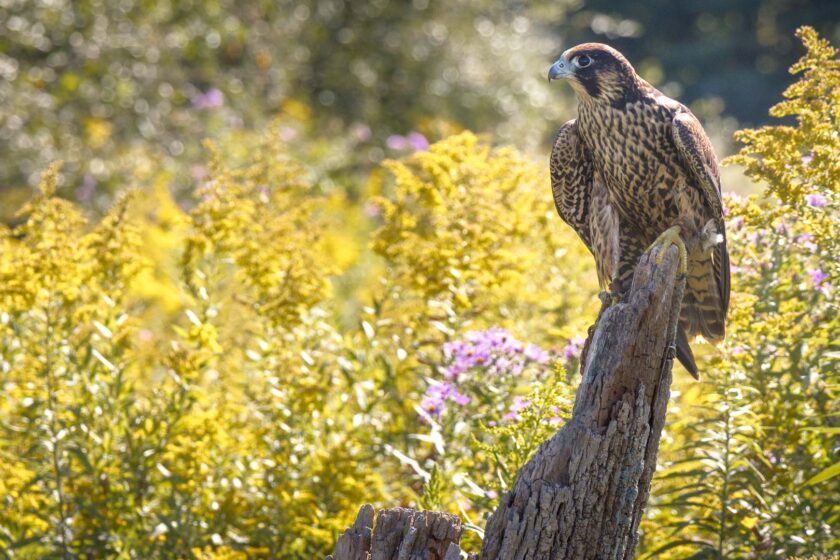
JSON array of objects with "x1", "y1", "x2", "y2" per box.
[
  {"x1": 479, "y1": 243, "x2": 684, "y2": 560},
  {"x1": 328, "y1": 244, "x2": 685, "y2": 560},
  {"x1": 327, "y1": 505, "x2": 475, "y2": 560}
]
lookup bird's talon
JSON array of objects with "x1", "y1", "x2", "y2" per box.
[{"x1": 648, "y1": 225, "x2": 688, "y2": 274}]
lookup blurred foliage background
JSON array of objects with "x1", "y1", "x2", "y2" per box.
[
  {"x1": 0, "y1": 1, "x2": 838, "y2": 559},
  {"x1": 1, "y1": 0, "x2": 839, "y2": 216}
]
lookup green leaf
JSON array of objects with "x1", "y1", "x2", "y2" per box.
[
  {"x1": 803, "y1": 461, "x2": 840, "y2": 486},
  {"x1": 803, "y1": 427, "x2": 840, "y2": 434},
  {"x1": 644, "y1": 538, "x2": 713, "y2": 557}
]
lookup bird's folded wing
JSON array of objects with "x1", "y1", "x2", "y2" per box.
[
  {"x1": 671, "y1": 110, "x2": 730, "y2": 316},
  {"x1": 550, "y1": 119, "x2": 595, "y2": 250},
  {"x1": 671, "y1": 111, "x2": 723, "y2": 219}
]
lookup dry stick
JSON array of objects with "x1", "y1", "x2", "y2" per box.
[{"x1": 328, "y1": 244, "x2": 685, "y2": 560}]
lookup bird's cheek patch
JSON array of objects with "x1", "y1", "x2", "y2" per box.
[
  {"x1": 567, "y1": 79, "x2": 591, "y2": 99},
  {"x1": 578, "y1": 76, "x2": 601, "y2": 99}
]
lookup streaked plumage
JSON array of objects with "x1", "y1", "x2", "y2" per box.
[
  {"x1": 548, "y1": 43, "x2": 730, "y2": 378},
  {"x1": 549, "y1": 120, "x2": 618, "y2": 290}
]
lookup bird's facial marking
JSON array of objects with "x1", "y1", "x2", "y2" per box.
[{"x1": 550, "y1": 43, "x2": 640, "y2": 105}]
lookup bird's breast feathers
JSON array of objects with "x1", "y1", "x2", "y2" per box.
[{"x1": 577, "y1": 97, "x2": 703, "y2": 234}]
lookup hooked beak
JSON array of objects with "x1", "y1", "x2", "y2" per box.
[{"x1": 548, "y1": 57, "x2": 573, "y2": 82}]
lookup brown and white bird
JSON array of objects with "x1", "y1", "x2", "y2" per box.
[{"x1": 548, "y1": 43, "x2": 730, "y2": 379}]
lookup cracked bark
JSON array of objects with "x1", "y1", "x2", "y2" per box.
[
  {"x1": 480, "y1": 245, "x2": 683, "y2": 559},
  {"x1": 327, "y1": 245, "x2": 685, "y2": 560},
  {"x1": 327, "y1": 505, "x2": 476, "y2": 560}
]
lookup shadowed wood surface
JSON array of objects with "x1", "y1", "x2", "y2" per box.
[
  {"x1": 326, "y1": 505, "x2": 475, "y2": 560},
  {"x1": 328, "y1": 244, "x2": 685, "y2": 560}
]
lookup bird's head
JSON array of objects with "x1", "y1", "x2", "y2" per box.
[{"x1": 548, "y1": 43, "x2": 640, "y2": 104}]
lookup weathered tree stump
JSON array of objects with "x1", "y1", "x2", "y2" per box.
[
  {"x1": 328, "y1": 244, "x2": 685, "y2": 560},
  {"x1": 479, "y1": 245, "x2": 683, "y2": 559},
  {"x1": 327, "y1": 504, "x2": 475, "y2": 560}
]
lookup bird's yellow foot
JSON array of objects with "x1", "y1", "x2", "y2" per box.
[{"x1": 648, "y1": 225, "x2": 688, "y2": 275}]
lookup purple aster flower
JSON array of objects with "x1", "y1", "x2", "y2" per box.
[
  {"x1": 386, "y1": 134, "x2": 410, "y2": 150},
  {"x1": 805, "y1": 194, "x2": 827, "y2": 208},
  {"x1": 191, "y1": 88, "x2": 224, "y2": 109},
  {"x1": 421, "y1": 398, "x2": 444, "y2": 416},
  {"x1": 465, "y1": 328, "x2": 517, "y2": 364},
  {"x1": 421, "y1": 382, "x2": 452, "y2": 415},
  {"x1": 453, "y1": 391, "x2": 471, "y2": 406},
  {"x1": 440, "y1": 328, "x2": 553, "y2": 379},
  {"x1": 469, "y1": 347, "x2": 492, "y2": 367},
  {"x1": 443, "y1": 337, "x2": 488, "y2": 370},
  {"x1": 421, "y1": 381, "x2": 470, "y2": 415},
  {"x1": 732, "y1": 216, "x2": 745, "y2": 230},
  {"x1": 407, "y1": 132, "x2": 430, "y2": 151},
  {"x1": 442, "y1": 364, "x2": 465, "y2": 379},
  {"x1": 443, "y1": 340, "x2": 467, "y2": 359},
  {"x1": 748, "y1": 231, "x2": 765, "y2": 245},
  {"x1": 421, "y1": 387, "x2": 446, "y2": 416},
  {"x1": 511, "y1": 396, "x2": 532, "y2": 412},
  {"x1": 494, "y1": 356, "x2": 511, "y2": 371},
  {"x1": 794, "y1": 233, "x2": 819, "y2": 252},
  {"x1": 801, "y1": 153, "x2": 813, "y2": 166},
  {"x1": 562, "y1": 336, "x2": 585, "y2": 363},
  {"x1": 547, "y1": 405, "x2": 564, "y2": 426},
  {"x1": 503, "y1": 396, "x2": 532, "y2": 422},
  {"x1": 811, "y1": 269, "x2": 828, "y2": 288},
  {"x1": 485, "y1": 490, "x2": 498, "y2": 500},
  {"x1": 465, "y1": 328, "x2": 501, "y2": 345},
  {"x1": 523, "y1": 343, "x2": 550, "y2": 364}
]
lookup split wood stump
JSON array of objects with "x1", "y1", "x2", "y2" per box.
[{"x1": 328, "y1": 244, "x2": 685, "y2": 560}]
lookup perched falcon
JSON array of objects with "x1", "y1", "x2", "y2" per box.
[{"x1": 548, "y1": 43, "x2": 730, "y2": 379}]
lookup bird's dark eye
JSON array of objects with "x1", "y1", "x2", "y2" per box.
[{"x1": 576, "y1": 55, "x2": 592, "y2": 68}]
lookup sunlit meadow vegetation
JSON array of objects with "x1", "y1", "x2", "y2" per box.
[
  {"x1": 4, "y1": 0, "x2": 836, "y2": 218},
  {"x1": 0, "y1": 26, "x2": 837, "y2": 560}
]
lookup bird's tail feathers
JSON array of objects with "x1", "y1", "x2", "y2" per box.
[
  {"x1": 681, "y1": 246, "x2": 727, "y2": 342},
  {"x1": 675, "y1": 327, "x2": 699, "y2": 380}
]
